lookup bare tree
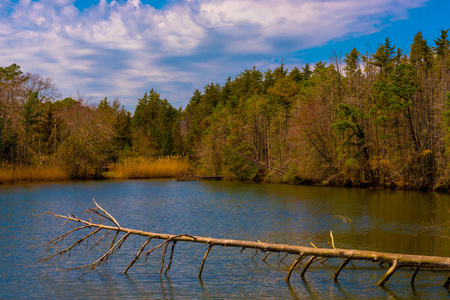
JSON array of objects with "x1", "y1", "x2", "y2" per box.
[{"x1": 24, "y1": 73, "x2": 61, "y2": 103}]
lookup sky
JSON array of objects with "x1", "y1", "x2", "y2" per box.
[{"x1": 1, "y1": 0, "x2": 449, "y2": 111}]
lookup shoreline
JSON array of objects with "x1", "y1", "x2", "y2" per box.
[{"x1": 1, "y1": 173, "x2": 446, "y2": 194}]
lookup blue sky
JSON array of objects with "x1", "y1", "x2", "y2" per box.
[{"x1": 1, "y1": 0, "x2": 449, "y2": 110}]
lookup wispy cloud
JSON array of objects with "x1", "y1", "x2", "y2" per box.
[{"x1": 0, "y1": 0, "x2": 428, "y2": 107}]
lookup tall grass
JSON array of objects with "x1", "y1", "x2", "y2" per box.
[
  {"x1": 0, "y1": 164, "x2": 70, "y2": 184},
  {"x1": 0, "y1": 156, "x2": 190, "y2": 184},
  {"x1": 108, "y1": 156, "x2": 190, "y2": 179}
]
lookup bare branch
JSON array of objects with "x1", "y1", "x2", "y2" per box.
[
  {"x1": 285, "y1": 254, "x2": 306, "y2": 282},
  {"x1": 160, "y1": 241, "x2": 170, "y2": 277},
  {"x1": 92, "y1": 199, "x2": 120, "y2": 228},
  {"x1": 124, "y1": 238, "x2": 152, "y2": 274},
  {"x1": 300, "y1": 256, "x2": 317, "y2": 276},
  {"x1": 262, "y1": 251, "x2": 271, "y2": 262},
  {"x1": 40, "y1": 228, "x2": 101, "y2": 263},
  {"x1": 377, "y1": 260, "x2": 402, "y2": 286},
  {"x1": 165, "y1": 241, "x2": 177, "y2": 275},
  {"x1": 199, "y1": 244, "x2": 213, "y2": 279},
  {"x1": 75, "y1": 232, "x2": 130, "y2": 278},
  {"x1": 87, "y1": 230, "x2": 111, "y2": 253},
  {"x1": 411, "y1": 267, "x2": 419, "y2": 285},
  {"x1": 334, "y1": 258, "x2": 351, "y2": 280},
  {"x1": 40, "y1": 224, "x2": 89, "y2": 250}
]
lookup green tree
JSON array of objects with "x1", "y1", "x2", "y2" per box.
[
  {"x1": 434, "y1": 29, "x2": 450, "y2": 92},
  {"x1": 0, "y1": 64, "x2": 27, "y2": 162},
  {"x1": 113, "y1": 107, "x2": 132, "y2": 153},
  {"x1": 21, "y1": 91, "x2": 41, "y2": 133},
  {"x1": 372, "y1": 38, "x2": 397, "y2": 78},
  {"x1": 289, "y1": 67, "x2": 302, "y2": 83},
  {"x1": 38, "y1": 103, "x2": 61, "y2": 155},
  {"x1": 232, "y1": 68, "x2": 263, "y2": 99},
  {"x1": 132, "y1": 89, "x2": 181, "y2": 156},
  {"x1": 224, "y1": 120, "x2": 260, "y2": 180},
  {"x1": 443, "y1": 93, "x2": 450, "y2": 156},
  {"x1": 18, "y1": 91, "x2": 42, "y2": 162},
  {"x1": 344, "y1": 48, "x2": 360, "y2": 78},
  {"x1": 372, "y1": 64, "x2": 419, "y2": 147},
  {"x1": 273, "y1": 61, "x2": 288, "y2": 79},
  {"x1": 434, "y1": 29, "x2": 450, "y2": 58},
  {"x1": 268, "y1": 76, "x2": 298, "y2": 163},
  {"x1": 344, "y1": 48, "x2": 363, "y2": 97},
  {"x1": 410, "y1": 31, "x2": 432, "y2": 69},
  {"x1": 332, "y1": 103, "x2": 372, "y2": 183},
  {"x1": 301, "y1": 63, "x2": 313, "y2": 80},
  {"x1": 183, "y1": 89, "x2": 203, "y2": 152}
]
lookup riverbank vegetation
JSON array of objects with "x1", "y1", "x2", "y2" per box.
[
  {"x1": 107, "y1": 156, "x2": 190, "y2": 179},
  {"x1": 1, "y1": 30, "x2": 450, "y2": 190},
  {"x1": 0, "y1": 164, "x2": 69, "y2": 184}
]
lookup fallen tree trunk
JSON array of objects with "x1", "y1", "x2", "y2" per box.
[
  {"x1": 237, "y1": 152, "x2": 286, "y2": 174},
  {"x1": 41, "y1": 200, "x2": 450, "y2": 287}
]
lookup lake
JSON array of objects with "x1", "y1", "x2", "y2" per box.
[{"x1": 1, "y1": 179, "x2": 449, "y2": 299}]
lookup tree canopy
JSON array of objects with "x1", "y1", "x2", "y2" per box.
[{"x1": 2, "y1": 29, "x2": 450, "y2": 190}]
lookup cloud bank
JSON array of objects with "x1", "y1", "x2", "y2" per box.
[{"x1": 0, "y1": 0, "x2": 427, "y2": 107}]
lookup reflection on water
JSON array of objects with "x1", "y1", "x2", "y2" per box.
[{"x1": 0, "y1": 180, "x2": 449, "y2": 299}]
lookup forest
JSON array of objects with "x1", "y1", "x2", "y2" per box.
[{"x1": 1, "y1": 30, "x2": 450, "y2": 191}]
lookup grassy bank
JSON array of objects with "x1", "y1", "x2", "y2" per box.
[
  {"x1": 0, "y1": 165, "x2": 70, "y2": 184},
  {"x1": 106, "y1": 156, "x2": 190, "y2": 179},
  {"x1": 0, "y1": 156, "x2": 190, "y2": 184}
]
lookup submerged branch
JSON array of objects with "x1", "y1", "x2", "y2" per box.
[
  {"x1": 199, "y1": 244, "x2": 213, "y2": 279},
  {"x1": 124, "y1": 237, "x2": 152, "y2": 274}
]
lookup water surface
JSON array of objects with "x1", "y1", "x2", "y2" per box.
[{"x1": 0, "y1": 180, "x2": 449, "y2": 299}]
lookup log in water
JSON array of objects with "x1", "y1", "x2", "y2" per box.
[{"x1": 42, "y1": 200, "x2": 450, "y2": 287}]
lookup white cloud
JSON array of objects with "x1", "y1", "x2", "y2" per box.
[{"x1": 0, "y1": 0, "x2": 428, "y2": 108}]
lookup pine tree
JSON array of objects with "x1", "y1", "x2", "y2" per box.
[{"x1": 372, "y1": 38, "x2": 396, "y2": 78}]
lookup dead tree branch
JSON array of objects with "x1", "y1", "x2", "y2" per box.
[
  {"x1": 237, "y1": 152, "x2": 286, "y2": 174},
  {"x1": 41, "y1": 201, "x2": 450, "y2": 286},
  {"x1": 199, "y1": 244, "x2": 213, "y2": 278}
]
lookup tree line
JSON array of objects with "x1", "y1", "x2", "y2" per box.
[{"x1": 1, "y1": 30, "x2": 450, "y2": 190}]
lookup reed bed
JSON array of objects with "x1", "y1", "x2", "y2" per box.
[
  {"x1": 109, "y1": 156, "x2": 190, "y2": 179},
  {"x1": 0, "y1": 165, "x2": 70, "y2": 184}
]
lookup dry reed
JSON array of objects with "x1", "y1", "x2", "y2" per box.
[
  {"x1": 109, "y1": 156, "x2": 189, "y2": 179},
  {"x1": 0, "y1": 164, "x2": 70, "y2": 184}
]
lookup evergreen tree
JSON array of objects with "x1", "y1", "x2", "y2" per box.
[
  {"x1": 132, "y1": 89, "x2": 181, "y2": 156},
  {"x1": 410, "y1": 31, "x2": 432, "y2": 69},
  {"x1": 372, "y1": 38, "x2": 396, "y2": 78},
  {"x1": 21, "y1": 91, "x2": 41, "y2": 134},
  {"x1": 301, "y1": 63, "x2": 313, "y2": 80},
  {"x1": 289, "y1": 67, "x2": 302, "y2": 83},
  {"x1": 434, "y1": 29, "x2": 450, "y2": 58},
  {"x1": 344, "y1": 48, "x2": 360, "y2": 77}
]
